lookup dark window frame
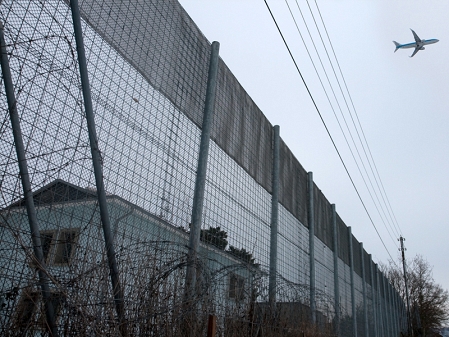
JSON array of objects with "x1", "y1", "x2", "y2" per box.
[
  {"x1": 31, "y1": 228, "x2": 80, "y2": 267},
  {"x1": 14, "y1": 288, "x2": 65, "y2": 331},
  {"x1": 14, "y1": 288, "x2": 39, "y2": 330},
  {"x1": 53, "y1": 229, "x2": 79, "y2": 265},
  {"x1": 229, "y1": 273, "x2": 245, "y2": 300}
]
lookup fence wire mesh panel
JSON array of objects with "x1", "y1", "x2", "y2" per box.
[{"x1": 0, "y1": 0, "x2": 405, "y2": 336}]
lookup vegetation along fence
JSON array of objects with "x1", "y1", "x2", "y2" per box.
[{"x1": 0, "y1": 0, "x2": 406, "y2": 336}]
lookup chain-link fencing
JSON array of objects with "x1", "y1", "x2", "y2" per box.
[{"x1": 0, "y1": 1, "x2": 406, "y2": 336}]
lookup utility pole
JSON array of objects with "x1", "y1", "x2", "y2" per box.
[{"x1": 399, "y1": 236, "x2": 413, "y2": 337}]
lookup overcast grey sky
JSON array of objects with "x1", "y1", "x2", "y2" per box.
[{"x1": 178, "y1": 0, "x2": 449, "y2": 291}]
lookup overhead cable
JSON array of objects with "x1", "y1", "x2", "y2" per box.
[
  {"x1": 286, "y1": 0, "x2": 400, "y2": 247},
  {"x1": 312, "y1": 0, "x2": 403, "y2": 237},
  {"x1": 263, "y1": 0, "x2": 396, "y2": 263}
]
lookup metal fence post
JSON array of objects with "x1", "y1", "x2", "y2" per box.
[
  {"x1": 0, "y1": 21, "x2": 58, "y2": 337},
  {"x1": 184, "y1": 41, "x2": 220, "y2": 300},
  {"x1": 375, "y1": 266, "x2": 384, "y2": 337},
  {"x1": 385, "y1": 278, "x2": 391, "y2": 337},
  {"x1": 398, "y1": 292, "x2": 403, "y2": 333},
  {"x1": 332, "y1": 204, "x2": 340, "y2": 335},
  {"x1": 307, "y1": 172, "x2": 316, "y2": 324},
  {"x1": 393, "y1": 284, "x2": 399, "y2": 337},
  {"x1": 392, "y1": 284, "x2": 399, "y2": 337},
  {"x1": 398, "y1": 289, "x2": 403, "y2": 336},
  {"x1": 399, "y1": 295, "x2": 404, "y2": 333},
  {"x1": 395, "y1": 290, "x2": 401, "y2": 335},
  {"x1": 388, "y1": 278, "x2": 393, "y2": 337},
  {"x1": 360, "y1": 243, "x2": 368, "y2": 337},
  {"x1": 389, "y1": 283, "x2": 394, "y2": 337},
  {"x1": 69, "y1": 1, "x2": 127, "y2": 333},
  {"x1": 269, "y1": 125, "x2": 280, "y2": 307},
  {"x1": 381, "y1": 273, "x2": 388, "y2": 337},
  {"x1": 389, "y1": 284, "x2": 394, "y2": 337},
  {"x1": 402, "y1": 294, "x2": 407, "y2": 333},
  {"x1": 369, "y1": 256, "x2": 377, "y2": 337},
  {"x1": 348, "y1": 227, "x2": 357, "y2": 337}
]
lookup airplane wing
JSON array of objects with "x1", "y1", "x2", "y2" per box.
[
  {"x1": 411, "y1": 29, "x2": 421, "y2": 43},
  {"x1": 410, "y1": 46, "x2": 420, "y2": 57}
]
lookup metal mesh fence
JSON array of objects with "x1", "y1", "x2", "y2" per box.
[{"x1": 0, "y1": 0, "x2": 405, "y2": 336}]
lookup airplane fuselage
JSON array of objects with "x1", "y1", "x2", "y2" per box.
[
  {"x1": 396, "y1": 39, "x2": 439, "y2": 50},
  {"x1": 393, "y1": 29, "x2": 439, "y2": 57}
]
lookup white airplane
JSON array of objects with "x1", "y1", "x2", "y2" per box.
[{"x1": 393, "y1": 29, "x2": 439, "y2": 57}]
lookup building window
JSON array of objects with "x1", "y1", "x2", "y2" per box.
[
  {"x1": 229, "y1": 273, "x2": 245, "y2": 300},
  {"x1": 40, "y1": 231, "x2": 56, "y2": 263},
  {"x1": 14, "y1": 288, "x2": 64, "y2": 331},
  {"x1": 33, "y1": 229, "x2": 79, "y2": 267},
  {"x1": 53, "y1": 230, "x2": 78, "y2": 265},
  {"x1": 37, "y1": 291, "x2": 64, "y2": 327},
  {"x1": 14, "y1": 289, "x2": 39, "y2": 330}
]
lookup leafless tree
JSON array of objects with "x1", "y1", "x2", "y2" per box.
[{"x1": 381, "y1": 255, "x2": 449, "y2": 336}]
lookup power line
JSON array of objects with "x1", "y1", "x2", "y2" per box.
[
  {"x1": 263, "y1": 0, "x2": 396, "y2": 262},
  {"x1": 286, "y1": 0, "x2": 403, "y2": 245},
  {"x1": 296, "y1": 0, "x2": 401, "y2": 243},
  {"x1": 311, "y1": 0, "x2": 403, "y2": 237},
  {"x1": 286, "y1": 0, "x2": 400, "y2": 247}
]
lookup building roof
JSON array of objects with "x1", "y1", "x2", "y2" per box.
[{"x1": 8, "y1": 179, "x2": 98, "y2": 208}]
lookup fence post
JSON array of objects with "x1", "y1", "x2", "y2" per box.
[
  {"x1": 69, "y1": 1, "x2": 128, "y2": 333},
  {"x1": 388, "y1": 277, "x2": 393, "y2": 337},
  {"x1": 381, "y1": 273, "x2": 388, "y2": 337},
  {"x1": 269, "y1": 125, "x2": 280, "y2": 307},
  {"x1": 398, "y1": 291, "x2": 402, "y2": 334},
  {"x1": 0, "y1": 21, "x2": 58, "y2": 337},
  {"x1": 385, "y1": 278, "x2": 391, "y2": 337},
  {"x1": 388, "y1": 278, "x2": 393, "y2": 337},
  {"x1": 380, "y1": 271, "x2": 385, "y2": 337},
  {"x1": 348, "y1": 227, "x2": 357, "y2": 337},
  {"x1": 332, "y1": 204, "x2": 340, "y2": 335},
  {"x1": 395, "y1": 289, "x2": 401, "y2": 335},
  {"x1": 400, "y1": 288, "x2": 405, "y2": 334},
  {"x1": 393, "y1": 283, "x2": 399, "y2": 337},
  {"x1": 369, "y1": 256, "x2": 377, "y2": 337},
  {"x1": 185, "y1": 41, "x2": 220, "y2": 300},
  {"x1": 375, "y1": 266, "x2": 384, "y2": 337},
  {"x1": 392, "y1": 284, "x2": 399, "y2": 337},
  {"x1": 389, "y1": 283, "x2": 394, "y2": 337},
  {"x1": 401, "y1": 291, "x2": 407, "y2": 333},
  {"x1": 360, "y1": 243, "x2": 368, "y2": 337},
  {"x1": 307, "y1": 172, "x2": 316, "y2": 324}
]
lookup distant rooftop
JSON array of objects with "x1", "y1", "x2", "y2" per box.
[{"x1": 8, "y1": 179, "x2": 98, "y2": 208}]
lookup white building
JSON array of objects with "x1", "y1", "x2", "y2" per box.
[{"x1": 0, "y1": 180, "x2": 259, "y2": 334}]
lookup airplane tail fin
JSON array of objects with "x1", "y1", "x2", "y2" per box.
[{"x1": 393, "y1": 41, "x2": 400, "y2": 52}]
